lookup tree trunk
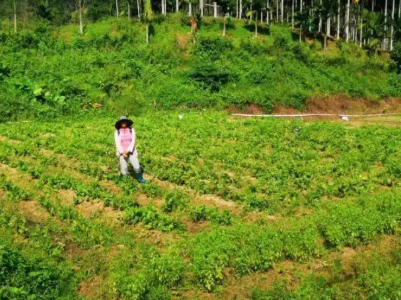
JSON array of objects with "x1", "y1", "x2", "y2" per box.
[
  {"x1": 281, "y1": 0, "x2": 284, "y2": 22},
  {"x1": 255, "y1": 14, "x2": 258, "y2": 36},
  {"x1": 176, "y1": 0, "x2": 179, "y2": 12},
  {"x1": 384, "y1": 0, "x2": 388, "y2": 50},
  {"x1": 299, "y1": 25, "x2": 302, "y2": 42},
  {"x1": 327, "y1": 17, "x2": 331, "y2": 37},
  {"x1": 318, "y1": 0, "x2": 322, "y2": 32},
  {"x1": 236, "y1": 0, "x2": 239, "y2": 18},
  {"x1": 291, "y1": 0, "x2": 294, "y2": 29},
  {"x1": 309, "y1": 0, "x2": 313, "y2": 31},
  {"x1": 266, "y1": 0, "x2": 270, "y2": 24},
  {"x1": 359, "y1": 5, "x2": 363, "y2": 47},
  {"x1": 188, "y1": 2, "x2": 192, "y2": 16},
  {"x1": 128, "y1": 1, "x2": 131, "y2": 19},
  {"x1": 200, "y1": 0, "x2": 204, "y2": 17},
  {"x1": 239, "y1": 0, "x2": 242, "y2": 19},
  {"x1": 300, "y1": 0, "x2": 303, "y2": 12},
  {"x1": 146, "y1": 23, "x2": 149, "y2": 43},
  {"x1": 137, "y1": 0, "x2": 141, "y2": 18},
  {"x1": 79, "y1": 0, "x2": 83, "y2": 34},
  {"x1": 346, "y1": 0, "x2": 350, "y2": 42},
  {"x1": 13, "y1": 0, "x2": 17, "y2": 34},
  {"x1": 213, "y1": 2, "x2": 217, "y2": 18},
  {"x1": 276, "y1": 0, "x2": 278, "y2": 22},
  {"x1": 116, "y1": 0, "x2": 119, "y2": 17},
  {"x1": 337, "y1": 0, "x2": 340, "y2": 39},
  {"x1": 391, "y1": 0, "x2": 395, "y2": 50}
]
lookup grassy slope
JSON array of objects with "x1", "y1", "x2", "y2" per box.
[{"x1": 1, "y1": 15, "x2": 401, "y2": 121}]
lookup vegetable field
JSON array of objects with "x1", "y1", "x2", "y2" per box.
[{"x1": 2, "y1": 112, "x2": 401, "y2": 299}]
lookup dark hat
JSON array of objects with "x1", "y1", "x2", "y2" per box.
[{"x1": 115, "y1": 116, "x2": 133, "y2": 130}]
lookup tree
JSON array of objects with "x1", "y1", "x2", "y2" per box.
[
  {"x1": 79, "y1": 0, "x2": 83, "y2": 34},
  {"x1": 116, "y1": 0, "x2": 119, "y2": 17},
  {"x1": 143, "y1": 0, "x2": 153, "y2": 43},
  {"x1": 127, "y1": 0, "x2": 131, "y2": 19},
  {"x1": 346, "y1": 0, "x2": 350, "y2": 41},
  {"x1": 13, "y1": 0, "x2": 17, "y2": 33}
]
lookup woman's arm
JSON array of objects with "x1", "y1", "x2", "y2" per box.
[
  {"x1": 127, "y1": 128, "x2": 136, "y2": 153},
  {"x1": 114, "y1": 130, "x2": 124, "y2": 154}
]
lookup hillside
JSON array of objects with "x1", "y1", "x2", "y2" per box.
[{"x1": 1, "y1": 15, "x2": 401, "y2": 121}]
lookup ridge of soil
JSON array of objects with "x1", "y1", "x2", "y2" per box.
[{"x1": 228, "y1": 96, "x2": 401, "y2": 115}]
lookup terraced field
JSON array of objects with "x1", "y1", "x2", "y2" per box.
[{"x1": 2, "y1": 112, "x2": 401, "y2": 299}]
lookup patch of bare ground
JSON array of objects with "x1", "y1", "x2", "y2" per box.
[
  {"x1": 182, "y1": 218, "x2": 211, "y2": 234},
  {"x1": 17, "y1": 201, "x2": 50, "y2": 223},
  {"x1": 0, "y1": 163, "x2": 37, "y2": 193},
  {"x1": 242, "y1": 210, "x2": 278, "y2": 224},
  {"x1": 131, "y1": 226, "x2": 182, "y2": 248},
  {"x1": 56, "y1": 189, "x2": 76, "y2": 206},
  {"x1": 65, "y1": 243, "x2": 88, "y2": 261},
  {"x1": 0, "y1": 135, "x2": 20, "y2": 144},
  {"x1": 101, "y1": 207, "x2": 123, "y2": 226},
  {"x1": 176, "y1": 34, "x2": 191, "y2": 50},
  {"x1": 77, "y1": 200, "x2": 104, "y2": 219},
  {"x1": 79, "y1": 276, "x2": 104, "y2": 300},
  {"x1": 227, "y1": 103, "x2": 266, "y2": 115},
  {"x1": 101, "y1": 180, "x2": 122, "y2": 194},
  {"x1": 275, "y1": 96, "x2": 401, "y2": 115}
]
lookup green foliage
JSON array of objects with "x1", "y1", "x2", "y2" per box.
[
  {"x1": 0, "y1": 18, "x2": 397, "y2": 122},
  {"x1": 162, "y1": 190, "x2": 189, "y2": 212},
  {"x1": 4, "y1": 113, "x2": 401, "y2": 296},
  {"x1": 0, "y1": 243, "x2": 77, "y2": 300},
  {"x1": 391, "y1": 42, "x2": 401, "y2": 73},
  {"x1": 123, "y1": 206, "x2": 185, "y2": 232}
]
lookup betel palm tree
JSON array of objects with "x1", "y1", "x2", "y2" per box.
[
  {"x1": 78, "y1": 0, "x2": 84, "y2": 34},
  {"x1": 13, "y1": 0, "x2": 17, "y2": 33},
  {"x1": 142, "y1": 0, "x2": 153, "y2": 43},
  {"x1": 295, "y1": 8, "x2": 313, "y2": 42},
  {"x1": 246, "y1": 10, "x2": 259, "y2": 36},
  {"x1": 364, "y1": 5, "x2": 386, "y2": 54},
  {"x1": 316, "y1": 0, "x2": 337, "y2": 49},
  {"x1": 186, "y1": 0, "x2": 198, "y2": 16}
]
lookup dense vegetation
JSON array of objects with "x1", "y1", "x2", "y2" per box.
[
  {"x1": 1, "y1": 16, "x2": 401, "y2": 122},
  {"x1": 2, "y1": 113, "x2": 401, "y2": 299}
]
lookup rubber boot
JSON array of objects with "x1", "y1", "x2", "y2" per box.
[{"x1": 134, "y1": 171, "x2": 148, "y2": 184}]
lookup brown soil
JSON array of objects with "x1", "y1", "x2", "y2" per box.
[
  {"x1": 0, "y1": 163, "x2": 36, "y2": 193},
  {"x1": 176, "y1": 34, "x2": 191, "y2": 50},
  {"x1": 228, "y1": 103, "x2": 265, "y2": 115},
  {"x1": 77, "y1": 200, "x2": 104, "y2": 219},
  {"x1": 56, "y1": 189, "x2": 76, "y2": 206},
  {"x1": 275, "y1": 96, "x2": 401, "y2": 115},
  {"x1": 79, "y1": 276, "x2": 104, "y2": 300},
  {"x1": 228, "y1": 96, "x2": 401, "y2": 117},
  {"x1": 17, "y1": 201, "x2": 50, "y2": 223}
]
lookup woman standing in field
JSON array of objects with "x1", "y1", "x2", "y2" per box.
[{"x1": 114, "y1": 116, "x2": 148, "y2": 183}]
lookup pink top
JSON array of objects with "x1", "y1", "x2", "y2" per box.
[
  {"x1": 115, "y1": 127, "x2": 137, "y2": 157},
  {"x1": 119, "y1": 128, "x2": 132, "y2": 150}
]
